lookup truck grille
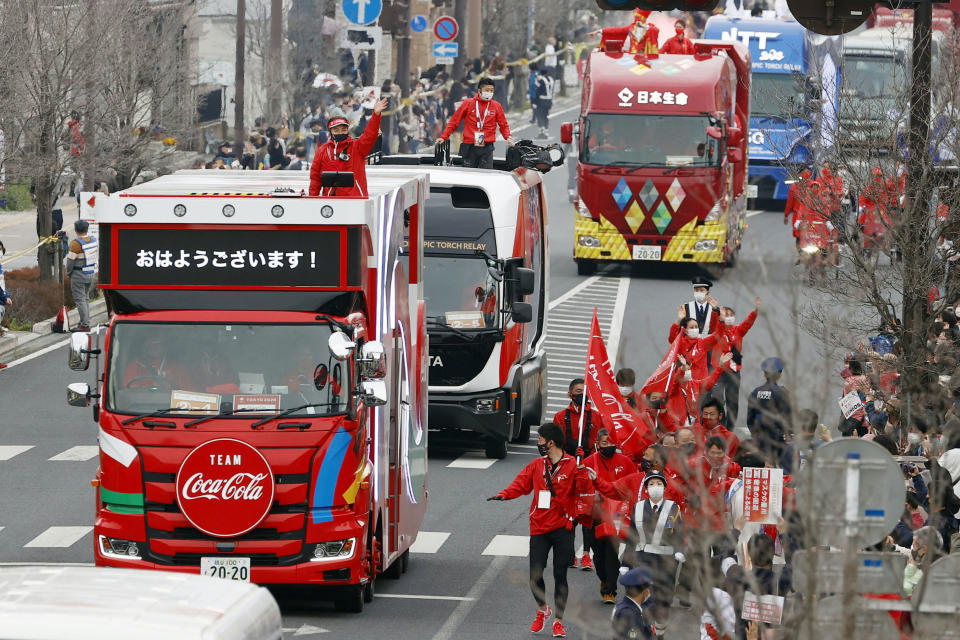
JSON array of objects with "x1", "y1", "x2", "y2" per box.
[{"x1": 138, "y1": 445, "x2": 315, "y2": 567}]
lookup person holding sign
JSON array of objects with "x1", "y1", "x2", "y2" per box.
[
  {"x1": 487, "y1": 423, "x2": 590, "y2": 639},
  {"x1": 437, "y1": 77, "x2": 516, "y2": 169},
  {"x1": 308, "y1": 98, "x2": 387, "y2": 198}
]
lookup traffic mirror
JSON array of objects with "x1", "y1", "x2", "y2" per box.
[
  {"x1": 560, "y1": 123, "x2": 573, "y2": 145},
  {"x1": 66, "y1": 382, "x2": 92, "y2": 407},
  {"x1": 787, "y1": 0, "x2": 873, "y2": 34},
  {"x1": 68, "y1": 332, "x2": 92, "y2": 371}
]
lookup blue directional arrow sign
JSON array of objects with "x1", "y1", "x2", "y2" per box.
[
  {"x1": 411, "y1": 14, "x2": 428, "y2": 33},
  {"x1": 432, "y1": 42, "x2": 459, "y2": 58},
  {"x1": 342, "y1": 0, "x2": 381, "y2": 26}
]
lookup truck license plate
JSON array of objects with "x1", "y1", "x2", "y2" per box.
[
  {"x1": 201, "y1": 557, "x2": 250, "y2": 581},
  {"x1": 632, "y1": 245, "x2": 661, "y2": 261}
]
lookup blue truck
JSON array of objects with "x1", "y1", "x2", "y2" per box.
[{"x1": 703, "y1": 16, "x2": 825, "y2": 201}]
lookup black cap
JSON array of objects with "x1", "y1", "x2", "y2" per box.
[
  {"x1": 692, "y1": 276, "x2": 713, "y2": 289},
  {"x1": 619, "y1": 566, "x2": 652, "y2": 587}
]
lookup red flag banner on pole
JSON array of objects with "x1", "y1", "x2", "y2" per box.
[
  {"x1": 584, "y1": 309, "x2": 657, "y2": 459},
  {"x1": 641, "y1": 334, "x2": 682, "y2": 395}
]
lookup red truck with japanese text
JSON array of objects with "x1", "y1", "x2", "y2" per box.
[
  {"x1": 66, "y1": 169, "x2": 429, "y2": 612},
  {"x1": 562, "y1": 38, "x2": 751, "y2": 274}
]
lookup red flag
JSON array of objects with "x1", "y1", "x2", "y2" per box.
[
  {"x1": 584, "y1": 309, "x2": 657, "y2": 459},
  {"x1": 641, "y1": 334, "x2": 682, "y2": 395}
]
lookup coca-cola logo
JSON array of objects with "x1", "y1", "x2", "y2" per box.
[{"x1": 175, "y1": 439, "x2": 274, "y2": 538}]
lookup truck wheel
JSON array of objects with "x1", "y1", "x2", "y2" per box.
[
  {"x1": 576, "y1": 259, "x2": 596, "y2": 276},
  {"x1": 401, "y1": 549, "x2": 409, "y2": 573},
  {"x1": 334, "y1": 586, "x2": 364, "y2": 613},
  {"x1": 363, "y1": 578, "x2": 375, "y2": 603},
  {"x1": 484, "y1": 436, "x2": 508, "y2": 459},
  {"x1": 511, "y1": 420, "x2": 531, "y2": 443},
  {"x1": 383, "y1": 554, "x2": 402, "y2": 580}
]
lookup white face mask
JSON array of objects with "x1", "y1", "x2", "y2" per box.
[
  {"x1": 724, "y1": 317, "x2": 735, "y2": 326},
  {"x1": 480, "y1": 91, "x2": 494, "y2": 101},
  {"x1": 907, "y1": 432, "x2": 922, "y2": 445},
  {"x1": 693, "y1": 291, "x2": 707, "y2": 303},
  {"x1": 647, "y1": 485, "x2": 665, "y2": 501},
  {"x1": 619, "y1": 385, "x2": 633, "y2": 397},
  {"x1": 682, "y1": 370, "x2": 692, "y2": 382},
  {"x1": 686, "y1": 328, "x2": 699, "y2": 339}
]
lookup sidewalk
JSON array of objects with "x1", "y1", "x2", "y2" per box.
[
  {"x1": 0, "y1": 296, "x2": 108, "y2": 365},
  {"x1": 0, "y1": 202, "x2": 81, "y2": 271}
]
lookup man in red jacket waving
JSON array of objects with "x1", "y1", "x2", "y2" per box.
[
  {"x1": 438, "y1": 77, "x2": 516, "y2": 169},
  {"x1": 308, "y1": 98, "x2": 387, "y2": 197},
  {"x1": 488, "y1": 423, "x2": 589, "y2": 638}
]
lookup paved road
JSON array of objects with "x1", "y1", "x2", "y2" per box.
[{"x1": 0, "y1": 109, "x2": 833, "y2": 639}]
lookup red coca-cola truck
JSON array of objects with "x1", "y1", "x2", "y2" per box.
[{"x1": 65, "y1": 169, "x2": 429, "y2": 612}]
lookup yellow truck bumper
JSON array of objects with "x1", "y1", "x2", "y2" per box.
[{"x1": 574, "y1": 216, "x2": 727, "y2": 263}]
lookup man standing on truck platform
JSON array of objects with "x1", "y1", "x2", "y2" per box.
[
  {"x1": 437, "y1": 77, "x2": 516, "y2": 169},
  {"x1": 488, "y1": 423, "x2": 590, "y2": 638},
  {"x1": 65, "y1": 219, "x2": 97, "y2": 332},
  {"x1": 308, "y1": 97, "x2": 388, "y2": 197}
]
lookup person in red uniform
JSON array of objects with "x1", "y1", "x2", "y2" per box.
[
  {"x1": 858, "y1": 167, "x2": 892, "y2": 254},
  {"x1": 694, "y1": 398, "x2": 740, "y2": 456},
  {"x1": 488, "y1": 423, "x2": 590, "y2": 638},
  {"x1": 582, "y1": 429, "x2": 637, "y2": 603},
  {"x1": 784, "y1": 169, "x2": 812, "y2": 246},
  {"x1": 660, "y1": 19, "x2": 695, "y2": 54},
  {"x1": 669, "y1": 314, "x2": 722, "y2": 381},
  {"x1": 711, "y1": 297, "x2": 759, "y2": 423},
  {"x1": 554, "y1": 378, "x2": 599, "y2": 454},
  {"x1": 595, "y1": 9, "x2": 660, "y2": 55},
  {"x1": 438, "y1": 77, "x2": 516, "y2": 169},
  {"x1": 665, "y1": 352, "x2": 730, "y2": 427},
  {"x1": 308, "y1": 98, "x2": 387, "y2": 197}
]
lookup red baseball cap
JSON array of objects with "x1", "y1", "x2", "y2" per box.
[{"x1": 327, "y1": 117, "x2": 349, "y2": 129}]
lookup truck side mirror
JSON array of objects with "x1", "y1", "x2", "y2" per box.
[
  {"x1": 726, "y1": 127, "x2": 743, "y2": 146},
  {"x1": 359, "y1": 340, "x2": 386, "y2": 379},
  {"x1": 560, "y1": 122, "x2": 573, "y2": 144},
  {"x1": 514, "y1": 267, "x2": 535, "y2": 297},
  {"x1": 727, "y1": 147, "x2": 744, "y2": 163},
  {"x1": 706, "y1": 126, "x2": 723, "y2": 140},
  {"x1": 511, "y1": 302, "x2": 533, "y2": 324},
  {"x1": 68, "y1": 332, "x2": 92, "y2": 371},
  {"x1": 360, "y1": 380, "x2": 388, "y2": 407},
  {"x1": 328, "y1": 331, "x2": 356, "y2": 361},
  {"x1": 66, "y1": 382, "x2": 92, "y2": 407}
]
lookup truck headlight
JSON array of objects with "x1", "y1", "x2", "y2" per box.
[
  {"x1": 705, "y1": 202, "x2": 722, "y2": 222},
  {"x1": 99, "y1": 535, "x2": 141, "y2": 560},
  {"x1": 577, "y1": 235, "x2": 601, "y2": 248},
  {"x1": 311, "y1": 538, "x2": 356, "y2": 561},
  {"x1": 576, "y1": 199, "x2": 592, "y2": 219},
  {"x1": 694, "y1": 239, "x2": 718, "y2": 252},
  {"x1": 475, "y1": 397, "x2": 500, "y2": 413}
]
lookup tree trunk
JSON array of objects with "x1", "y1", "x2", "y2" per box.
[
  {"x1": 452, "y1": 0, "x2": 467, "y2": 80},
  {"x1": 268, "y1": 0, "x2": 282, "y2": 123}
]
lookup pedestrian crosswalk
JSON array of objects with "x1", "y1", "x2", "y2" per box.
[
  {"x1": 23, "y1": 526, "x2": 93, "y2": 548},
  {"x1": 0, "y1": 444, "x2": 98, "y2": 462},
  {"x1": 544, "y1": 275, "x2": 629, "y2": 418}
]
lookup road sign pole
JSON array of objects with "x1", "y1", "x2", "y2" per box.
[
  {"x1": 842, "y1": 453, "x2": 860, "y2": 639},
  {"x1": 452, "y1": 0, "x2": 467, "y2": 79}
]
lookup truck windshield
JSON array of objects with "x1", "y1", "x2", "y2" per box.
[
  {"x1": 581, "y1": 114, "x2": 718, "y2": 167},
  {"x1": 841, "y1": 55, "x2": 903, "y2": 99},
  {"x1": 751, "y1": 74, "x2": 806, "y2": 118},
  {"x1": 107, "y1": 322, "x2": 349, "y2": 417},
  {"x1": 423, "y1": 255, "x2": 499, "y2": 330}
]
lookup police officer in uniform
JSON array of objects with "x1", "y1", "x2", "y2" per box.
[
  {"x1": 682, "y1": 276, "x2": 720, "y2": 338},
  {"x1": 612, "y1": 566, "x2": 656, "y2": 640},
  {"x1": 746, "y1": 357, "x2": 792, "y2": 464}
]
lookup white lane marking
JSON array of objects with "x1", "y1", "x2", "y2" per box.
[
  {"x1": 512, "y1": 444, "x2": 539, "y2": 450},
  {"x1": 0, "y1": 562, "x2": 94, "y2": 567},
  {"x1": 1, "y1": 339, "x2": 70, "y2": 371},
  {"x1": 746, "y1": 209, "x2": 766, "y2": 218},
  {"x1": 447, "y1": 452, "x2": 498, "y2": 469},
  {"x1": 548, "y1": 275, "x2": 600, "y2": 311},
  {"x1": 506, "y1": 450, "x2": 537, "y2": 456},
  {"x1": 431, "y1": 555, "x2": 509, "y2": 640},
  {"x1": 607, "y1": 276, "x2": 631, "y2": 363},
  {"x1": 24, "y1": 526, "x2": 93, "y2": 548},
  {"x1": 280, "y1": 625, "x2": 330, "y2": 636},
  {"x1": 409, "y1": 531, "x2": 451, "y2": 554},
  {"x1": 0, "y1": 446, "x2": 34, "y2": 461},
  {"x1": 48, "y1": 446, "x2": 99, "y2": 461},
  {"x1": 379, "y1": 594, "x2": 475, "y2": 602},
  {"x1": 481, "y1": 534, "x2": 529, "y2": 557},
  {"x1": 513, "y1": 105, "x2": 581, "y2": 134}
]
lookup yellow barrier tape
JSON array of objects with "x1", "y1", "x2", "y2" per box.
[{"x1": 1, "y1": 235, "x2": 61, "y2": 266}]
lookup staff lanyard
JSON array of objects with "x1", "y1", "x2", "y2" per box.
[
  {"x1": 475, "y1": 99, "x2": 491, "y2": 130},
  {"x1": 543, "y1": 458, "x2": 560, "y2": 497}
]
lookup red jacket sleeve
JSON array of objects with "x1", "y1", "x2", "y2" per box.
[
  {"x1": 708, "y1": 310, "x2": 720, "y2": 335},
  {"x1": 439, "y1": 99, "x2": 470, "y2": 141},
  {"x1": 355, "y1": 112, "x2": 383, "y2": 157},
  {"x1": 496, "y1": 102, "x2": 512, "y2": 140},
  {"x1": 699, "y1": 365, "x2": 725, "y2": 394},
  {"x1": 734, "y1": 309, "x2": 757, "y2": 342},
  {"x1": 784, "y1": 186, "x2": 796, "y2": 219},
  {"x1": 595, "y1": 471, "x2": 642, "y2": 502},
  {"x1": 668, "y1": 322, "x2": 681, "y2": 342},
  {"x1": 500, "y1": 459, "x2": 537, "y2": 500},
  {"x1": 308, "y1": 145, "x2": 325, "y2": 196}
]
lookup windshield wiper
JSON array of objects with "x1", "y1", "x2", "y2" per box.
[
  {"x1": 121, "y1": 407, "x2": 182, "y2": 426},
  {"x1": 426, "y1": 316, "x2": 476, "y2": 340},
  {"x1": 184, "y1": 407, "x2": 268, "y2": 428},
  {"x1": 251, "y1": 403, "x2": 336, "y2": 428},
  {"x1": 590, "y1": 161, "x2": 638, "y2": 173}
]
